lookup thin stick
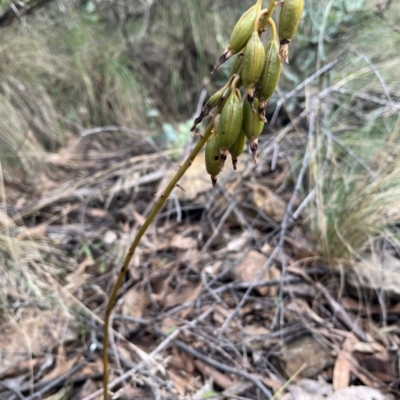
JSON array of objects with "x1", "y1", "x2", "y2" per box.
[{"x1": 102, "y1": 121, "x2": 214, "y2": 400}]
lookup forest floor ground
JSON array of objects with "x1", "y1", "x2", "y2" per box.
[{"x1": 1, "y1": 118, "x2": 399, "y2": 400}]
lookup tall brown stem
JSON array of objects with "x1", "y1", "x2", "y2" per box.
[{"x1": 102, "y1": 121, "x2": 214, "y2": 400}]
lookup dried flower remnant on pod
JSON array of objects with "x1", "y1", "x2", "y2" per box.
[
  {"x1": 278, "y1": 0, "x2": 304, "y2": 63},
  {"x1": 192, "y1": 0, "x2": 304, "y2": 186}
]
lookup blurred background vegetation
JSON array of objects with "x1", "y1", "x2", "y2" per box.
[
  {"x1": 1, "y1": 0, "x2": 396, "y2": 177},
  {"x1": 0, "y1": 0, "x2": 399, "y2": 298}
]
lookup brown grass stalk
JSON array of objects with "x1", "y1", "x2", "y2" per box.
[{"x1": 102, "y1": 120, "x2": 214, "y2": 400}]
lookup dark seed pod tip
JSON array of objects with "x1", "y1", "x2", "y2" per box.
[
  {"x1": 250, "y1": 137, "x2": 259, "y2": 163},
  {"x1": 232, "y1": 157, "x2": 239, "y2": 170}
]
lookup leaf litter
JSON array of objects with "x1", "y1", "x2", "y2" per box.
[{"x1": 1, "y1": 124, "x2": 399, "y2": 400}]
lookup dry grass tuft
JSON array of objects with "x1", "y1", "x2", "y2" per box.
[
  {"x1": 310, "y1": 124, "x2": 400, "y2": 259},
  {"x1": 0, "y1": 11, "x2": 147, "y2": 182},
  {"x1": 301, "y1": 1, "x2": 400, "y2": 263}
]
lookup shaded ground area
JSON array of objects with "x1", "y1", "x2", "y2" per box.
[{"x1": 1, "y1": 100, "x2": 400, "y2": 399}]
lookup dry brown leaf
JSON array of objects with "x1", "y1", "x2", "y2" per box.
[
  {"x1": 65, "y1": 272, "x2": 88, "y2": 288},
  {"x1": 232, "y1": 250, "x2": 281, "y2": 296},
  {"x1": 194, "y1": 359, "x2": 236, "y2": 389},
  {"x1": 278, "y1": 335, "x2": 334, "y2": 379},
  {"x1": 353, "y1": 341, "x2": 385, "y2": 354},
  {"x1": 171, "y1": 234, "x2": 197, "y2": 250},
  {"x1": 233, "y1": 250, "x2": 267, "y2": 283},
  {"x1": 243, "y1": 325, "x2": 269, "y2": 336},
  {"x1": 247, "y1": 183, "x2": 286, "y2": 222},
  {"x1": 164, "y1": 281, "x2": 202, "y2": 310},
  {"x1": 122, "y1": 288, "x2": 147, "y2": 319},
  {"x1": 333, "y1": 333, "x2": 358, "y2": 391},
  {"x1": 265, "y1": 264, "x2": 281, "y2": 297}
]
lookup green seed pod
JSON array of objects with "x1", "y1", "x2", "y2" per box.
[
  {"x1": 229, "y1": 0, "x2": 262, "y2": 53},
  {"x1": 279, "y1": 0, "x2": 304, "y2": 41},
  {"x1": 242, "y1": 96, "x2": 264, "y2": 162},
  {"x1": 205, "y1": 132, "x2": 221, "y2": 187},
  {"x1": 242, "y1": 30, "x2": 266, "y2": 104},
  {"x1": 278, "y1": 0, "x2": 304, "y2": 63},
  {"x1": 213, "y1": 113, "x2": 221, "y2": 135},
  {"x1": 229, "y1": 129, "x2": 246, "y2": 170},
  {"x1": 218, "y1": 87, "x2": 242, "y2": 171},
  {"x1": 218, "y1": 89, "x2": 243, "y2": 152},
  {"x1": 212, "y1": 0, "x2": 263, "y2": 73},
  {"x1": 258, "y1": 24, "x2": 281, "y2": 122},
  {"x1": 243, "y1": 97, "x2": 264, "y2": 140}
]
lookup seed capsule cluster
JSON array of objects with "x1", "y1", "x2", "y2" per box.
[{"x1": 192, "y1": 0, "x2": 303, "y2": 186}]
